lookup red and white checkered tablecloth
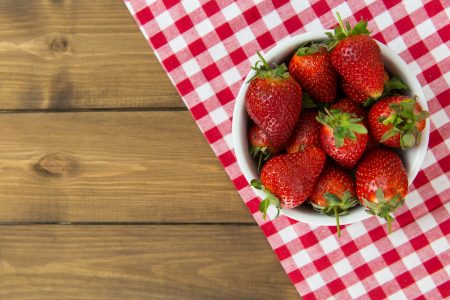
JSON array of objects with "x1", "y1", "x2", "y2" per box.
[{"x1": 125, "y1": 0, "x2": 449, "y2": 298}]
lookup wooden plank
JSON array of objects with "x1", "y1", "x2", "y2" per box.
[
  {"x1": 0, "y1": 0, "x2": 182, "y2": 110},
  {"x1": 0, "y1": 111, "x2": 252, "y2": 223},
  {"x1": 0, "y1": 225, "x2": 297, "y2": 299}
]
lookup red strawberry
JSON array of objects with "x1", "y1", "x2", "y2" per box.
[
  {"x1": 368, "y1": 95, "x2": 429, "y2": 149},
  {"x1": 289, "y1": 43, "x2": 337, "y2": 103},
  {"x1": 310, "y1": 163, "x2": 359, "y2": 237},
  {"x1": 328, "y1": 14, "x2": 384, "y2": 102},
  {"x1": 246, "y1": 53, "x2": 302, "y2": 148},
  {"x1": 251, "y1": 147, "x2": 326, "y2": 218},
  {"x1": 248, "y1": 124, "x2": 280, "y2": 172},
  {"x1": 317, "y1": 109, "x2": 368, "y2": 169},
  {"x1": 330, "y1": 98, "x2": 367, "y2": 119},
  {"x1": 342, "y1": 71, "x2": 390, "y2": 105},
  {"x1": 365, "y1": 133, "x2": 380, "y2": 152},
  {"x1": 343, "y1": 73, "x2": 409, "y2": 106},
  {"x1": 286, "y1": 110, "x2": 321, "y2": 153},
  {"x1": 356, "y1": 148, "x2": 408, "y2": 232}
]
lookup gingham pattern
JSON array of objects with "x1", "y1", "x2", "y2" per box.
[{"x1": 125, "y1": 0, "x2": 450, "y2": 298}]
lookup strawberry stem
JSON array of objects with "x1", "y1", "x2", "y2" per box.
[
  {"x1": 258, "y1": 152, "x2": 263, "y2": 173},
  {"x1": 256, "y1": 51, "x2": 269, "y2": 69},
  {"x1": 334, "y1": 206, "x2": 341, "y2": 237},
  {"x1": 336, "y1": 12, "x2": 347, "y2": 36}
]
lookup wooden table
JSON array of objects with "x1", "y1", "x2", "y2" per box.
[{"x1": 0, "y1": 1, "x2": 297, "y2": 298}]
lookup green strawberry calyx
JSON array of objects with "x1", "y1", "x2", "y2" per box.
[
  {"x1": 251, "y1": 179, "x2": 281, "y2": 220},
  {"x1": 383, "y1": 76, "x2": 409, "y2": 96},
  {"x1": 295, "y1": 42, "x2": 325, "y2": 56},
  {"x1": 378, "y1": 96, "x2": 429, "y2": 149},
  {"x1": 249, "y1": 146, "x2": 272, "y2": 173},
  {"x1": 316, "y1": 108, "x2": 368, "y2": 148},
  {"x1": 325, "y1": 12, "x2": 370, "y2": 49},
  {"x1": 311, "y1": 190, "x2": 359, "y2": 237},
  {"x1": 363, "y1": 188, "x2": 405, "y2": 233},
  {"x1": 248, "y1": 52, "x2": 289, "y2": 82}
]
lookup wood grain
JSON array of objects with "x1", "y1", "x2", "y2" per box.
[
  {"x1": 0, "y1": 111, "x2": 251, "y2": 223},
  {"x1": 0, "y1": 225, "x2": 297, "y2": 300},
  {"x1": 0, "y1": 0, "x2": 182, "y2": 110}
]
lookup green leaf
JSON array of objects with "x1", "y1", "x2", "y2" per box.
[
  {"x1": 347, "y1": 123, "x2": 368, "y2": 134},
  {"x1": 363, "y1": 97, "x2": 377, "y2": 107},
  {"x1": 376, "y1": 188, "x2": 385, "y2": 203},
  {"x1": 380, "y1": 129, "x2": 398, "y2": 142},
  {"x1": 311, "y1": 201, "x2": 326, "y2": 213},
  {"x1": 346, "y1": 129, "x2": 357, "y2": 141},
  {"x1": 259, "y1": 198, "x2": 270, "y2": 220},
  {"x1": 399, "y1": 110, "x2": 414, "y2": 120},
  {"x1": 380, "y1": 113, "x2": 396, "y2": 125},
  {"x1": 416, "y1": 111, "x2": 430, "y2": 121},
  {"x1": 324, "y1": 193, "x2": 341, "y2": 206},
  {"x1": 384, "y1": 76, "x2": 409, "y2": 95},
  {"x1": 250, "y1": 179, "x2": 263, "y2": 189},
  {"x1": 302, "y1": 92, "x2": 317, "y2": 108},
  {"x1": 389, "y1": 104, "x2": 403, "y2": 113},
  {"x1": 333, "y1": 126, "x2": 346, "y2": 147},
  {"x1": 400, "y1": 132, "x2": 416, "y2": 148},
  {"x1": 296, "y1": 42, "x2": 323, "y2": 56}
]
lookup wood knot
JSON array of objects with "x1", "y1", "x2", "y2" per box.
[
  {"x1": 35, "y1": 153, "x2": 80, "y2": 178},
  {"x1": 50, "y1": 37, "x2": 68, "y2": 52}
]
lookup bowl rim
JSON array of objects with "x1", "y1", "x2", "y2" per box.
[{"x1": 232, "y1": 30, "x2": 430, "y2": 225}]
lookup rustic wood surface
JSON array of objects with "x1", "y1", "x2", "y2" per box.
[
  {"x1": 0, "y1": 225, "x2": 296, "y2": 300},
  {"x1": 0, "y1": 0, "x2": 298, "y2": 299}
]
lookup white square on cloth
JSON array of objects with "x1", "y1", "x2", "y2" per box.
[
  {"x1": 195, "y1": 19, "x2": 214, "y2": 37},
  {"x1": 210, "y1": 107, "x2": 228, "y2": 125},
  {"x1": 374, "y1": 11, "x2": 394, "y2": 31},
  {"x1": 278, "y1": 226, "x2": 297, "y2": 244},
  {"x1": 333, "y1": 258, "x2": 352, "y2": 277},
  {"x1": 402, "y1": 252, "x2": 422, "y2": 269},
  {"x1": 155, "y1": 10, "x2": 173, "y2": 30},
  {"x1": 416, "y1": 19, "x2": 436, "y2": 40},
  {"x1": 182, "y1": 58, "x2": 201, "y2": 77},
  {"x1": 417, "y1": 276, "x2": 436, "y2": 294},
  {"x1": 374, "y1": 267, "x2": 395, "y2": 285},
  {"x1": 181, "y1": 0, "x2": 201, "y2": 13},
  {"x1": 360, "y1": 244, "x2": 381, "y2": 262},
  {"x1": 263, "y1": 11, "x2": 283, "y2": 30},
  {"x1": 208, "y1": 42, "x2": 228, "y2": 61},
  {"x1": 235, "y1": 27, "x2": 255, "y2": 47},
  {"x1": 348, "y1": 282, "x2": 367, "y2": 298},
  {"x1": 168, "y1": 35, "x2": 187, "y2": 53}
]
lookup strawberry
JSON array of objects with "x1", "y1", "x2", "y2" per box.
[
  {"x1": 248, "y1": 124, "x2": 280, "y2": 172},
  {"x1": 330, "y1": 98, "x2": 367, "y2": 119},
  {"x1": 365, "y1": 132, "x2": 380, "y2": 152},
  {"x1": 310, "y1": 163, "x2": 358, "y2": 237},
  {"x1": 251, "y1": 147, "x2": 326, "y2": 218},
  {"x1": 342, "y1": 71, "x2": 390, "y2": 105},
  {"x1": 246, "y1": 52, "x2": 302, "y2": 148},
  {"x1": 289, "y1": 43, "x2": 337, "y2": 103},
  {"x1": 356, "y1": 148, "x2": 408, "y2": 232},
  {"x1": 368, "y1": 95, "x2": 429, "y2": 149},
  {"x1": 327, "y1": 14, "x2": 384, "y2": 103},
  {"x1": 286, "y1": 110, "x2": 321, "y2": 153},
  {"x1": 317, "y1": 109, "x2": 368, "y2": 169},
  {"x1": 344, "y1": 73, "x2": 410, "y2": 107}
]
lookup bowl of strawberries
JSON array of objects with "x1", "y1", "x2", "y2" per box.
[{"x1": 232, "y1": 14, "x2": 430, "y2": 235}]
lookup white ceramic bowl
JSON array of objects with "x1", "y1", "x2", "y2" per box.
[{"x1": 232, "y1": 31, "x2": 430, "y2": 226}]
